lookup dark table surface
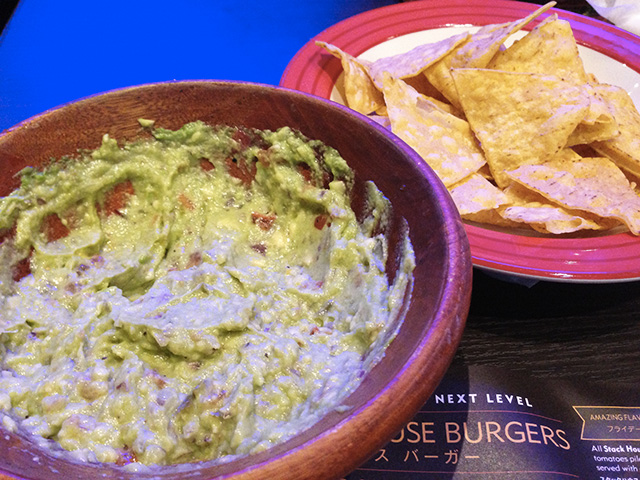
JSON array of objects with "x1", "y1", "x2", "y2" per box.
[
  {"x1": 453, "y1": 269, "x2": 640, "y2": 383},
  {"x1": 0, "y1": 0, "x2": 636, "y2": 400}
]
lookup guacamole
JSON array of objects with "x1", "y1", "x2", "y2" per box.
[{"x1": 0, "y1": 121, "x2": 414, "y2": 467}]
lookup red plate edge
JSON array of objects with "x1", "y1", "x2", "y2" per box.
[{"x1": 280, "y1": 0, "x2": 640, "y2": 283}]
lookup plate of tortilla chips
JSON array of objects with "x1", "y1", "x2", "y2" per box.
[{"x1": 281, "y1": 0, "x2": 640, "y2": 282}]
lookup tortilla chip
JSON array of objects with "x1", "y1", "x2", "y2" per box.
[
  {"x1": 448, "y1": 173, "x2": 508, "y2": 215},
  {"x1": 508, "y1": 149, "x2": 623, "y2": 229},
  {"x1": 506, "y1": 156, "x2": 640, "y2": 234},
  {"x1": 375, "y1": 105, "x2": 388, "y2": 116},
  {"x1": 316, "y1": 41, "x2": 384, "y2": 114},
  {"x1": 368, "y1": 32, "x2": 469, "y2": 89},
  {"x1": 499, "y1": 182, "x2": 608, "y2": 234},
  {"x1": 487, "y1": 15, "x2": 589, "y2": 84},
  {"x1": 316, "y1": 2, "x2": 640, "y2": 237},
  {"x1": 421, "y1": 95, "x2": 458, "y2": 117},
  {"x1": 549, "y1": 147, "x2": 583, "y2": 163},
  {"x1": 622, "y1": 168, "x2": 640, "y2": 191},
  {"x1": 591, "y1": 83, "x2": 640, "y2": 178},
  {"x1": 581, "y1": 84, "x2": 616, "y2": 125},
  {"x1": 403, "y1": 74, "x2": 452, "y2": 107},
  {"x1": 486, "y1": 16, "x2": 616, "y2": 146},
  {"x1": 567, "y1": 84, "x2": 619, "y2": 146},
  {"x1": 464, "y1": 208, "x2": 522, "y2": 228},
  {"x1": 424, "y1": 2, "x2": 554, "y2": 109},
  {"x1": 476, "y1": 163, "x2": 494, "y2": 180},
  {"x1": 452, "y1": 68, "x2": 590, "y2": 187},
  {"x1": 369, "y1": 114, "x2": 391, "y2": 129},
  {"x1": 499, "y1": 205, "x2": 605, "y2": 234},
  {"x1": 568, "y1": 117, "x2": 619, "y2": 147},
  {"x1": 382, "y1": 74, "x2": 486, "y2": 186}
]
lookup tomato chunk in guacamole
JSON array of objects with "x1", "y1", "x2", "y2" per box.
[{"x1": 0, "y1": 121, "x2": 414, "y2": 466}]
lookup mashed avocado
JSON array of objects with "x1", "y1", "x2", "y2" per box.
[{"x1": 0, "y1": 121, "x2": 414, "y2": 466}]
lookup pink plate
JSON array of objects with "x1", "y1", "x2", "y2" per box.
[{"x1": 280, "y1": 0, "x2": 640, "y2": 283}]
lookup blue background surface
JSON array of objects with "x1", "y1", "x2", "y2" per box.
[{"x1": 0, "y1": 0, "x2": 398, "y2": 131}]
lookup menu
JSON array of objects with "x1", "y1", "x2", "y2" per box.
[{"x1": 346, "y1": 366, "x2": 640, "y2": 480}]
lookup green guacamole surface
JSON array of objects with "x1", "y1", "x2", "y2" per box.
[{"x1": 0, "y1": 121, "x2": 414, "y2": 467}]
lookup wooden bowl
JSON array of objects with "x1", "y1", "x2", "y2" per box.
[{"x1": 0, "y1": 81, "x2": 472, "y2": 480}]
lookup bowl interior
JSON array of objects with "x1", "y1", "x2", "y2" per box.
[{"x1": 0, "y1": 81, "x2": 471, "y2": 480}]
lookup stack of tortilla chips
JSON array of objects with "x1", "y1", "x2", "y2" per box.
[{"x1": 317, "y1": 1, "x2": 640, "y2": 235}]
